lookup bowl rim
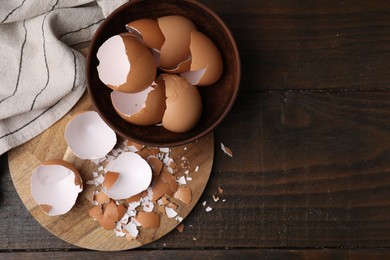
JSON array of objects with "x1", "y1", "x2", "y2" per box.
[{"x1": 86, "y1": 0, "x2": 241, "y2": 147}]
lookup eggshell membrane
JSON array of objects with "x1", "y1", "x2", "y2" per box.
[
  {"x1": 103, "y1": 152, "x2": 152, "y2": 200},
  {"x1": 97, "y1": 33, "x2": 156, "y2": 93},
  {"x1": 126, "y1": 19, "x2": 165, "y2": 50},
  {"x1": 158, "y1": 15, "x2": 196, "y2": 70},
  {"x1": 111, "y1": 81, "x2": 166, "y2": 126},
  {"x1": 31, "y1": 160, "x2": 83, "y2": 216},
  {"x1": 65, "y1": 111, "x2": 117, "y2": 160},
  {"x1": 160, "y1": 74, "x2": 202, "y2": 133},
  {"x1": 135, "y1": 212, "x2": 160, "y2": 228},
  {"x1": 181, "y1": 30, "x2": 223, "y2": 86}
]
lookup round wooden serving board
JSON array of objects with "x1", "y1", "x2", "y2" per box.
[{"x1": 7, "y1": 93, "x2": 214, "y2": 251}]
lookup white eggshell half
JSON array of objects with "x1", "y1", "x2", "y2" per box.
[
  {"x1": 31, "y1": 164, "x2": 82, "y2": 216},
  {"x1": 103, "y1": 152, "x2": 152, "y2": 200},
  {"x1": 65, "y1": 111, "x2": 117, "y2": 160}
]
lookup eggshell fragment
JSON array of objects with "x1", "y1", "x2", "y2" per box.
[
  {"x1": 31, "y1": 160, "x2": 83, "y2": 216},
  {"x1": 65, "y1": 111, "x2": 117, "y2": 160},
  {"x1": 126, "y1": 192, "x2": 143, "y2": 203},
  {"x1": 147, "y1": 157, "x2": 163, "y2": 176},
  {"x1": 158, "y1": 15, "x2": 196, "y2": 70},
  {"x1": 97, "y1": 33, "x2": 156, "y2": 93},
  {"x1": 176, "y1": 223, "x2": 184, "y2": 233},
  {"x1": 111, "y1": 80, "x2": 166, "y2": 126},
  {"x1": 117, "y1": 204, "x2": 127, "y2": 221},
  {"x1": 126, "y1": 19, "x2": 165, "y2": 50},
  {"x1": 103, "y1": 152, "x2": 152, "y2": 200},
  {"x1": 95, "y1": 191, "x2": 110, "y2": 204},
  {"x1": 123, "y1": 222, "x2": 139, "y2": 239},
  {"x1": 135, "y1": 212, "x2": 160, "y2": 228},
  {"x1": 103, "y1": 171, "x2": 120, "y2": 190},
  {"x1": 89, "y1": 205, "x2": 103, "y2": 220},
  {"x1": 174, "y1": 185, "x2": 192, "y2": 204},
  {"x1": 99, "y1": 214, "x2": 116, "y2": 230},
  {"x1": 160, "y1": 74, "x2": 202, "y2": 133},
  {"x1": 180, "y1": 30, "x2": 223, "y2": 86}
]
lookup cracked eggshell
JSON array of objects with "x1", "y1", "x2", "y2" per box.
[
  {"x1": 111, "y1": 80, "x2": 166, "y2": 126},
  {"x1": 103, "y1": 152, "x2": 152, "y2": 200},
  {"x1": 159, "y1": 74, "x2": 202, "y2": 133},
  {"x1": 126, "y1": 19, "x2": 165, "y2": 50},
  {"x1": 65, "y1": 111, "x2": 117, "y2": 160},
  {"x1": 97, "y1": 33, "x2": 156, "y2": 93},
  {"x1": 180, "y1": 30, "x2": 223, "y2": 86},
  {"x1": 31, "y1": 159, "x2": 83, "y2": 216},
  {"x1": 157, "y1": 15, "x2": 196, "y2": 70}
]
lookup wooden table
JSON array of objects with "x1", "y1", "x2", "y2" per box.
[{"x1": 2, "y1": 0, "x2": 390, "y2": 258}]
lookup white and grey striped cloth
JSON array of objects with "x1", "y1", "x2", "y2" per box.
[{"x1": 0, "y1": 0, "x2": 127, "y2": 155}]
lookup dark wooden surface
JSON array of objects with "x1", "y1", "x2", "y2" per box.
[{"x1": 2, "y1": 0, "x2": 390, "y2": 258}]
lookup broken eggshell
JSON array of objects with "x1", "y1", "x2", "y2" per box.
[
  {"x1": 159, "y1": 74, "x2": 202, "y2": 133},
  {"x1": 97, "y1": 33, "x2": 156, "y2": 93},
  {"x1": 103, "y1": 152, "x2": 152, "y2": 200},
  {"x1": 110, "y1": 79, "x2": 166, "y2": 126},
  {"x1": 65, "y1": 111, "x2": 116, "y2": 160},
  {"x1": 157, "y1": 15, "x2": 196, "y2": 70},
  {"x1": 126, "y1": 18, "x2": 165, "y2": 50},
  {"x1": 180, "y1": 30, "x2": 223, "y2": 86},
  {"x1": 31, "y1": 159, "x2": 83, "y2": 216}
]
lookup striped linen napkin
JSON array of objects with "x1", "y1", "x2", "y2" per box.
[{"x1": 0, "y1": 0, "x2": 127, "y2": 155}]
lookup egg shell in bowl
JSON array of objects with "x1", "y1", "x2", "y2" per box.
[
  {"x1": 87, "y1": 0, "x2": 240, "y2": 147},
  {"x1": 97, "y1": 33, "x2": 156, "y2": 93}
]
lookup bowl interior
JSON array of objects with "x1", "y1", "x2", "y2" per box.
[{"x1": 87, "y1": 0, "x2": 240, "y2": 147}]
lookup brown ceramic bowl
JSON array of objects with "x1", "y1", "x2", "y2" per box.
[{"x1": 87, "y1": 0, "x2": 240, "y2": 147}]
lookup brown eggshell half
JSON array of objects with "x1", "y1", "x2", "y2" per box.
[
  {"x1": 180, "y1": 30, "x2": 223, "y2": 86},
  {"x1": 157, "y1": 15, "x2": 196, "y2": 70},
  {"x1": 135, "y1": 212, "x2": 160, "y2": 228},
  {"x1": 126, "y1": 19, "x2": 165, "y2": 50},
  {"x1": 159, "y1": 74, "x2": 202, "y2": 133},
  {"x1": 97, "y1": 33, "x2": 156, "y2": 93},
  {"x1": 111, "y1": 80, "x2": 166, "y2": 126}
]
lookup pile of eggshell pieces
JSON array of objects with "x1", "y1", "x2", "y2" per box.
[
  {"x1": 31, "y1": 110, "x2": 194, "y2": 241},
  {"x1": 97, "y1": 15, "x2": 223, "y2": 133}
]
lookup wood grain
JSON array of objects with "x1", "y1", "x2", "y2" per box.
[
  {"x1": 3, "y1": 0, "x2": 390, "y2": 257},
  {"x1": 7, "y1": 94, "x2": 214, "y2": 251},
  {"x1": 2, "y1": 249, "x2": 390, "y2": 259}
]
